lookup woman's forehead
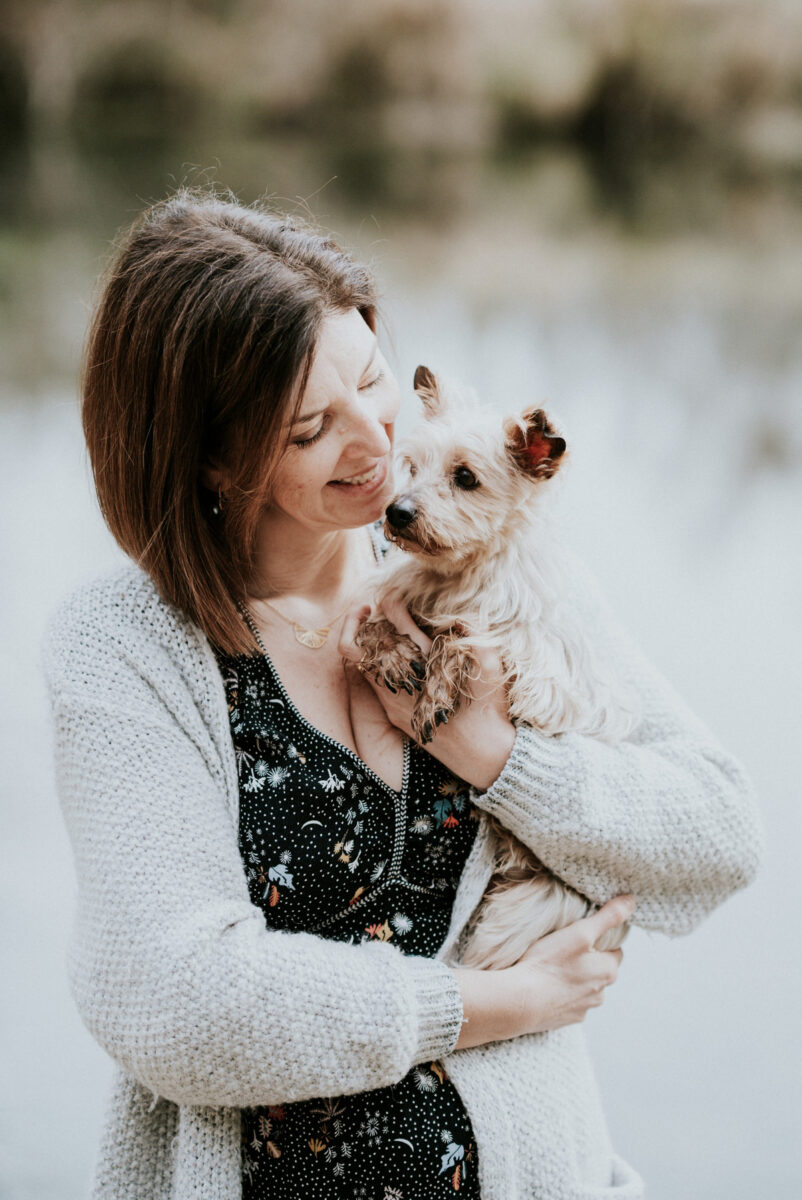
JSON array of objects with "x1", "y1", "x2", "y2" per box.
[
  {"x1": 295, "y1": 312, "x2": 378, "y2": 420},
  {"x1": 313, "y1": 308, "x2": 376, "y2": 370}
]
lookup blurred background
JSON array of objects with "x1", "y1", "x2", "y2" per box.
[{"x1": 1, "y1": 0, "x2": 800, "y2": 1196}]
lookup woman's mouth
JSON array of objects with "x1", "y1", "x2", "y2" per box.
[{"x1": 327, "y1": 459, "x2": 388, "y2": 494}]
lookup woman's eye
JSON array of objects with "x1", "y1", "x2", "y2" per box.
[
  {"x1": 453, "y1": 465, "x2": 480, "y2": 490},
  {"x1": 359, "y1": 369, "x2": 385, "y2": 391},
  {"x1": 293, "y1": 417, "x2": 330, "y2": 448}
]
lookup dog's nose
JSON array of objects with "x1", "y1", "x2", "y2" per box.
[{"x1": 386, "y1": 498, "x2": 417, "y2": 530}]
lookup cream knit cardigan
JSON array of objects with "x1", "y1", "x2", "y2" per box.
[{"x1": 43, "y1": 547, "x2": 763, "y2": 1200}]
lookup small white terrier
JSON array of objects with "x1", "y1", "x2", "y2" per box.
[{"x1": 355, "y1": 366, "x2": 640, "y2": 968}]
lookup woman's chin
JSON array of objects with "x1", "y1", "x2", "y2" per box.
[{"x1": 343, "y1": 488, "x2": 393, "y2": 528}]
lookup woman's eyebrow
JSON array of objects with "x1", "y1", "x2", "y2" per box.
[
  {"x1": 291, "y1": 344, "x2": 379, "y2": 425},
  {"x1": 292, "y1": 406, "x2": 326, "y2": 425}
]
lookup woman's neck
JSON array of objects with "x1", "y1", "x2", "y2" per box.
[{"x1": 246, "y1": 516, "x2": 372, "y2": 607}]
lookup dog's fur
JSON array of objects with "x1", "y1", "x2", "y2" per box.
[{"x1": 355, "y1": 366, "x2": 641, "y2": 969}]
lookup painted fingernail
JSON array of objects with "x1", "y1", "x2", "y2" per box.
[
  {"x1": 435, "y1": 708, "x2": 449, "y2": 726},
  {"x1": 410, "y1": 660, "x2": 426, "y2": 678}
]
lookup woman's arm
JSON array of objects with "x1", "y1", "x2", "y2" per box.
[
  {"x1": 452, "y1": 894, "x2": 634, "y2": 1049},
  {"x1": 470, "y1": 549, "x2": 765, "y2": 936},
  {"x1": 44, "y1": 582, "x2": 463, "y2": 1110},
  {"x1": 344, "y1": 550, "x2": 765, "y2": 937}
]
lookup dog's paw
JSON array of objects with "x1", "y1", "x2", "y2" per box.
[
  {"x1": 410, "y1": 699, "x2": 440, "y2": 746},
  {"x1": 408, "y1": 634, "x2": 482, "y2": 745},
  {"x1": 427, "y1": 634, "x2": 481, "y2": 705},
  {"x1": 411, "y1": 693, "x2": 453, "y2": 746},
  {"x1": 354, "y1": 616, "x2": 426, "y2": 696}
]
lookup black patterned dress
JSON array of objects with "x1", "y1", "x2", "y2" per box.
[{"x1": 216, "y1": 644, "x2": 482, "y2": 1200}]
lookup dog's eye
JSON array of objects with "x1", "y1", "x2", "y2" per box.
[
  {"x1": 405, "y1": 459, "x2": 417, "y2": 478},
  {"x1": 453, "y1": 466, "x2": 480, "y2": 490}
]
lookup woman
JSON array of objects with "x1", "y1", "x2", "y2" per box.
[{"x1": 44, "y1": 191, "x2": 763, "y2": 1200}]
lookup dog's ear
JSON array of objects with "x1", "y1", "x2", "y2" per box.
[
  {"x1": 505, "y1": 408, "x2": 567, "y2": 480},
  {"x1": 413, "y1": 364, "x2": 446, "y2": 419}
]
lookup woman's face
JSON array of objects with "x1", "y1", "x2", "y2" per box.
[{"x1": 267, "y1": 307, "x2": 401, "y2": 532}]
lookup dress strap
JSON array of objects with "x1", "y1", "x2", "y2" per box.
[{"x1": 367, "y1": 519, "x2": 389, "y2": 564}]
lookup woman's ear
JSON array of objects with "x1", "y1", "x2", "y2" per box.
[
  {"x1": 199, "y1": 461, "x2": 231, "y2": 493},
  {"x1": 199, "y1": 464, "x2": 220, "y2": 491}
]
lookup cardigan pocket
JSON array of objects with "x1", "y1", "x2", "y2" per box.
[{"x1": 573, "y1": 1152, "x2": 644, "y2": 1200}]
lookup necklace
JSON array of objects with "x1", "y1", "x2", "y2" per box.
[
  {"x1": 239, "y1": 526, "x2": 382, "y2": 650},
  {"x1": 240, "y1": 596, "x2": 355, "y2": 650}
]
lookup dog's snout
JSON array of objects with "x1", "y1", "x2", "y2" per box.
[{"x1": 386, "y1": 497, "x2": 417, "y2": 530}]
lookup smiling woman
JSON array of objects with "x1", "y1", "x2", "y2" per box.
[
  {"x1": 81, "y1": 191, "x2": 381, "y2": 655},
  {"x1": 238, "y1": 308, "x2": 399, "y2": 577},
  {"x1": 44, "y1": 189, "x2": 762, "y2": 1200}
]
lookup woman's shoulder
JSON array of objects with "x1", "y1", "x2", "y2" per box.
[
  {"x1": 42, "y1": 561, "x2": 207, "y2": 698},
  {"x1": 45, "y1": 560, "x2": 181, "y2": 644}
]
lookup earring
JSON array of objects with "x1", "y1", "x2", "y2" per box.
[{"x1": 211, "y1": 484, "x2": 225, "y2": 516}]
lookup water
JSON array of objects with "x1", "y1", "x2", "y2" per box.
[{"x1": 1, "y1": 134, "x2": 800, "y2": 1198}]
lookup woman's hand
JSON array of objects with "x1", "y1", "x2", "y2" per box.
[
  {"x1": 451, "y1": 895, "x2": 633, "y2": 1051},
  {"x1": 339, "y1": 598, "x2": 516, "y2": 791}
]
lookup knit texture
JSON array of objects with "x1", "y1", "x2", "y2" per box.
[{"x1": 43, "y1": 549, "x2": 764, "y2": 1199}]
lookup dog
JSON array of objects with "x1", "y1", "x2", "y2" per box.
[{"x1": 354, "y1": 365, "x2": 640, "y2": 968}]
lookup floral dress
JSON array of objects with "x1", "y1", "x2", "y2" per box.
[{"x1": 217, "y1": 644, "x2": 482, "y2": 1200}]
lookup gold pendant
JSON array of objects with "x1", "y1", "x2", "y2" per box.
[{"x1": 293, "y1": 624, "x2": 330, "y2": 649}]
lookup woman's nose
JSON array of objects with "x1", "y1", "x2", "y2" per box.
[
  {"x1": 349, "y1": 407, "x2": 392, "y2": 457},
  {"x1": 347, "y1": 382, "x2": 398, "y2": 456}
]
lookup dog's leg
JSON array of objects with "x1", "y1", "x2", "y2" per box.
[
  {"x1": 411, "y1": 632, "x2": 482, "y2": 745},
  {"x1": 354, "y1": 616, "x2": 427, "y2": 696},
  {"x1": 460, "y1": 820, "x2": 629, "y2": 967}
]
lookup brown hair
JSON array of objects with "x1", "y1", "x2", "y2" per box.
[{"x1": 82, "y1": 189, "x2": 378, "y2": 654}]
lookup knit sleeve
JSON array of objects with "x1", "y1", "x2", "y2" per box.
[
  {"x1": 471, "y1": 549, "x2": 765, "y2": 937},
  {"x1": 43, "y1": 583, "x2": 463, "y2": 1110}
]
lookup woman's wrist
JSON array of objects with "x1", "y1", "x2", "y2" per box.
[
  {"x1": 432, "y1": 717, "x2": 517, "y2": 792},
  {"x1": 467, "y1": 718, "x2": 517, "y2": 791},
  {"x1": 450, "y1": 964, "x2": 524, "y2": 1051}
]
